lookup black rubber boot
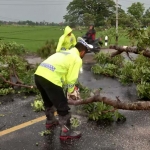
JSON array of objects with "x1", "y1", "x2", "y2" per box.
[
  {"x1": 59, "y1": 113, "x2": 81, "y2": 140},
  {"x1": 45, "y1": 106, "x2": 58, "y2": 129}
]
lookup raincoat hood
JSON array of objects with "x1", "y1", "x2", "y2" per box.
[{"x1": 64, "y1": 26, "x2": 72, "y2": 36}]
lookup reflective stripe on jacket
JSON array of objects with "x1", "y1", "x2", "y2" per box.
[
  {"x1": 56, "y1": 26, "x2": 77, "y2": 53},
  {"x1": 34, "y1": 47, "x2": 82, "y2": 93}
]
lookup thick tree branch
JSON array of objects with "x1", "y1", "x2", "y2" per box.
[
  {"x1": 109, "y1": 45, "x2": 150, "y2": 58},
  {"x1": 68, "y1": 93, "x2": 150, "y2": 110}
]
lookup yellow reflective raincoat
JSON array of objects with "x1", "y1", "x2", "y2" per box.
[
  {"x1": 56, "y1": 26, "x2": 77, "y2": 53},
  {"x1": 34, "y1": 47, "x2": 82, "y2": 93}
]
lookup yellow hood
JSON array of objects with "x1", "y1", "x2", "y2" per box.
[{"x1": 64, "y1": 26, "x2": 72, "y2": 36}]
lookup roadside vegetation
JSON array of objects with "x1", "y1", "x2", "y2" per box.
[
  {"x1": 0, "y1": 0, "x2": 150, "y2": 123},
  {"x1": 0, "y1": 26, "x2": 150, "y2": 123}
]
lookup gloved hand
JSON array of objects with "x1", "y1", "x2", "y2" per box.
[{"x1": 67, "y1": 86, "x2": 80, "y2": 100}]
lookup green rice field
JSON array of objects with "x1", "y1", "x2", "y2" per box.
[{"x1": 0, "y1": 25, "x2": 130, "y2": 52}]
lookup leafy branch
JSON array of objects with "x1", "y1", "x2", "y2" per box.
[{"x1": 0, "y1": 73, "x2": 35, "y2": 89}]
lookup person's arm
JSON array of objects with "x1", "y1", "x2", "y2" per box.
[
  {"x1": 66, "y1": 58, "x2": 82, "y2": 93},
  {"x1": 56, "y1": 36, "x2": 64, "y2": 52}
]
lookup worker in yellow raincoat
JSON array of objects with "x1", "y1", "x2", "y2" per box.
[
  {"x1": 34, "y1": 37, "x2": 93, "y2": 140},
  {"x1": 56, "y1": 26, "x2": 76, "y2": 52}
]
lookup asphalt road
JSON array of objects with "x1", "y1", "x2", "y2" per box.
[{"x1": 1, "y1": 53, "x2": 150, "y2": 150}]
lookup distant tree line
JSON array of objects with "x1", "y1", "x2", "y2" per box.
[
  {"x1": 0, "y1": 20, "x2": 67, "y2": 26},
  {"x1": 0, "y1": 0, "x2": 150, "y2": 28},
  {"x1": 63, "y1": 0, "x2": 150, "y2": 28}
]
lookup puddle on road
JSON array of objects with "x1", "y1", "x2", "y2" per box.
[{"x1": 79, "y1": 63, "x2": 138, "y2": 101}]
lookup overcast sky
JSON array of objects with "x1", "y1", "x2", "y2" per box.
[{"x1": 0, "y1": 0, "x2": 149, "y2": 23}]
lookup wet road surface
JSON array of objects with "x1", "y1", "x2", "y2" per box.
[{"x1": 1, "y1": 53, "x2": 150, "y2": 150}]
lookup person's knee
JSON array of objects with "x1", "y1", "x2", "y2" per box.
[
  {"x1": 57, "y1": 110, "x2": 69, "y2": 116},
  {"x1": 55, "y1": 102, "x2": 70, "y2": 116}
]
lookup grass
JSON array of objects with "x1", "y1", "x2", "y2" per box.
[
  {"x1": 0, "y1": 25, "x2": 63, "y2": 52},
  {"x1": 0, "y1": 25, "x2": 130, "y2": 53}
]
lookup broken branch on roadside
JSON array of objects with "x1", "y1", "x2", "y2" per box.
[
  {"x1": 0, "y1": 74, "x2": 35, "y2": 89},
  {"x1": 1, "y1": 71, "x2": 150, "y2": 111},
  {"x1": 68, "y1": 90, "x2": 150, "y2": 110},
  {"x1": 109, "y1": 45, "x2": 150, "y2": 58}
]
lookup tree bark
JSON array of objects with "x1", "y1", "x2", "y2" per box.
[
  {"x1": 68, "y1": 91, "x2": 150, "y2": 110},
  {"x1": 109, "y1": 45, "x2": 150, "y2": 58}
]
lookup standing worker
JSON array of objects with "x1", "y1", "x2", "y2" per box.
[
  {"x1": 56, "y1": 26, "x2": 76, "y2": 52},
  {"x1": 34, "y1": 37, "x2": 93, "y2": 140}
]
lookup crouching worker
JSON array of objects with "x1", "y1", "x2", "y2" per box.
[{"x1": 34, "y1": 37, "x2": 93, "y2": 140}]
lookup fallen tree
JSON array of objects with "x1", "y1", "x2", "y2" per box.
[
  {"x1": 1, "y1": 72, "x2": 150, "y2": 111},
  {"x1": 109, "y1": 45, "x2": 150, "y2": 58},
  {"x1": 1, "y1": 41, "x2": 150, "y2": 111},
  {"x1": 68, "y1": 90, "x2": 150, "y2": 110}
]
